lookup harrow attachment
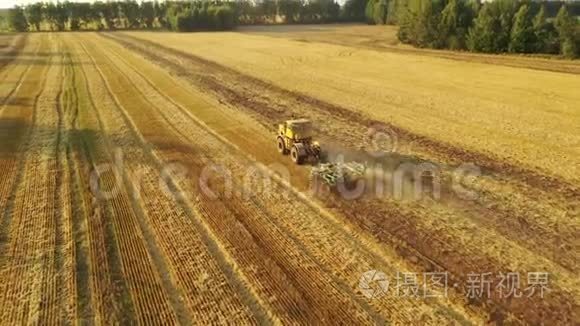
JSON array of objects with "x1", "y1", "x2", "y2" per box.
[{"x1": 310, "y1": 162, "x2": 366, "y2": 188}]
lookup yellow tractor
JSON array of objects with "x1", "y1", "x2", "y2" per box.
[{"x1": 277, "y1": 119, "x2": 322, "y2": 164}]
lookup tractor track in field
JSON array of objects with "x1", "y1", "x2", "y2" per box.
[
  {"x1": 74, "y1": 38, "x2": 130, "y2": 324},
  {"x1": 0, "y1": 36, "x2": 41, "y2": 115},
  {"x1": 0, "y1": 36, "x2": 39, "y2": 127},
  {"x1": 54, "y1": 46, "x2": 78, "y2": 323},
  {"x1": 102, "y1": 32, "x2": 579, "y2": 324},
  {"x1": 107, "y1": 33, "x2": 579, "y2": 202},
  {"x1": 74, "y1": 39, "x2": 187, "y2": 324},
  {"x1": 34, "y1": 37, "x2": 68, "y2": 324},
  {"x1": 74, "y1": 50, "x2": 192, "y2": 323},
  {"x1": 0, "y1": 34, "x2": 27, "y2": 72},
  {"x1": 0, "y1": 36, "x2": 44, "y2": 248},
  {"x1": 76, "y1": 35, "x2": 265, "y2": 324},
  {"x1": 0, "y1": 35, "x2": 61, "y2": 324},
  {"x1": 84, "y1": 33, "x2": 482, "y2": 324},
  {"x1": 0, "y1": 35, "x2": 49, "y2": 275},
  {"x1": 63, "y1": 43, "x2": 102, "y2": 323}
]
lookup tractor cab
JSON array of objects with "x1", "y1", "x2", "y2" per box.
[
  {"x1": 279, "y1": 119, "x2": 314, "y2": 141},
  {"x1": 276, "y1": 119, "x2": 321, "y2": 164}
]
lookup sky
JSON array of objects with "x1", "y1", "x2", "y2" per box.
[
  {"x1": 2, "y1": 0, "x2": 37, "y2": 9},
  {"x1": 2, "y1": 0, "x2": 98, "y2": 9},
  {"x1": 0, "y1": 0, "x2": 348, "y2": 10}
]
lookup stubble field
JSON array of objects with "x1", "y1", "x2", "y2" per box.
[{"x1": 0, "y1": 25, "x2": 578, "y2": 325}]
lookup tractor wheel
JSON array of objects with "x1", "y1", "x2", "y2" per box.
[
  {"x1": 277, "y1": 137, "x2": 287, "y2": 154},
  {"x1": 291, "y1": 146, "x2": 304, "y2": 164}
]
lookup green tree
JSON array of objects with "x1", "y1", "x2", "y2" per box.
[
  {"x1": 279, "y1": 0, "x2": 302, "y2": 23},
  {"x1": 554, "y1": 5, "x2": 578, "y2": 58},
  {"x1": 466, "y1": 3, "x2": 498, "y2": 52},
  {"x1": 76, "y1": 3, "x2": 94, "y2": 29},
  {"x1": 397, "y1": 0, "x2": 447, "y2": 48},
  {"x1": 259, "y1": 0, "x2": 277, "y2": 22},
  {"x1": 533, "y1": 5, "x2": 548, "y2": 51},
  {"x1": 141, "y1": 1, "x2": 156, "y2": 28},
  {"x1": 120, "y1": 0, "x2": 140, "y2": 28},
  {"x1": 365, "y1": 0, "x2": 387, "y2": 25},
  {"x1": 44, "y1": 3, "x2": 57, "y2": 30},
  {"x1": 199, "y1": 2, "x2": 210, "y2": 27},
  {"x1": 300, "y1": 1, "x2": 319, "y2": 23},
  {"x1": 437, "y1": 0, "x2": 476, "y2": 49},
  {"x1": 94, "y1": 1, "x2": 116, "y2": 29},
  {"x1": 321, "y1": 0, "x2": 341, "y2": 22},
  {"x1": 213, "y1": 5, "x2": 235, "y2": 30},
  {"x1": 232, "y1": 0, "x2": 256, "y2": 24},
  {"x1": 25, "y1": 3, "x2": 43, "y2": 31},
  {"x1": 532, "y1": 5, "x2": 558, "y2": 54},
  {"x1": 467, "y1": 0, "x2": 516, "y2": 52},
  {"x1": 491, "y1": 0, "x2": 517, "y2": 52},
  {"x1": 509, "y1": 4, "x2": 535, "y2": 53},
  {"x1": 341, "y1": 0, "x2": 367, "y2": 22},
  {"x1": 416, "y1": 0, "x2": 441, "y2": 47},
  {"x1": 438, "y1": 0, "x2": 459, "y2": 48},
  {"x1": 396, "y1": 0, "x2": 413, "y2": 38},
  {"x1": 8, "y1": 6, "x2": 28, "y2": 32},
  {"x1": 44, "y1": 2, "x2": 68, "y2": 31},
  {"x1": 386, "y1": 0, "x2": 401, "y2": 24},
  {"x1": 374, "y1": 0, "x2": 388, "y2": 24},
  {"x1": 365, "y1": 0, "x2": 375, "y2": 24},
  {"x1": 66, "y1": 2, "x2": 86, "y2": 31},
  {"x1": 154, "y1": 1, "x2": 168, "y2": 28}
]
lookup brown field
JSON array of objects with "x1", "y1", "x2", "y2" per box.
[{"x1": 0, "y1": 25, "x2": 578, "y2": 325}]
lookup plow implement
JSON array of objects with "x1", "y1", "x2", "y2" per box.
[{"x1": 310, "y1": 162, "x2": 366, "y2": 189}]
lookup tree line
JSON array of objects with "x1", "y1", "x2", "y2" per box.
[
  {"x1": 6, "y1": 0, "x2": 578, "y2": 58},
  {"x1": 235, "y1": 0, "x2": 344, "y2": 24},
  {"x1": 6, "y1": 0, "x2": 370, "y2": 32},
  {"x1": 367, "y1": 0, "x2": 579, "y2": 58},
  {"x1": 8, "y1": 1, "x2": 169, "y2": 31},
  {"x1": 165, "y1": 2, "x2": 235, "y2": 30}
]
